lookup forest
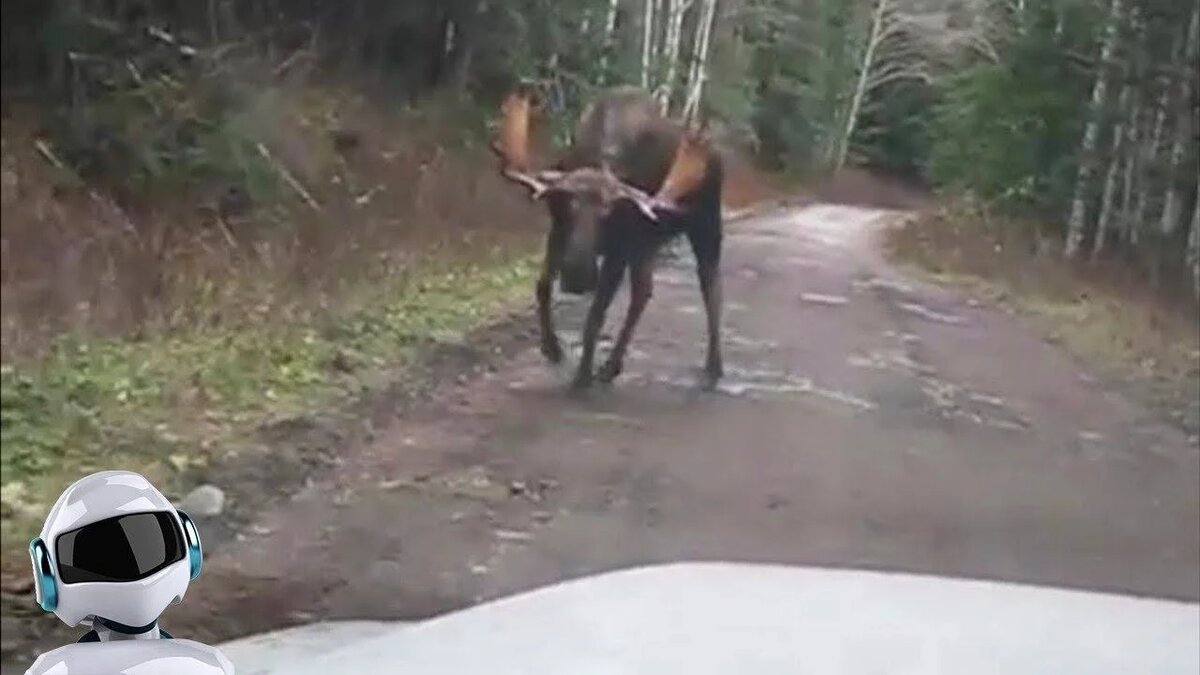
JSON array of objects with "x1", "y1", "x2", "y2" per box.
[
  {"x1": 1, "y1": 0, "x2": 1199, "y2": 602},
  {"x1": 3, "y1": 0, "x2": 1197, "y2": 290}
]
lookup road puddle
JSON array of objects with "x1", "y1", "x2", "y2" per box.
[
  {"x1": 897, "y1": 302, "x2": 966, "y2": 325},
  {"x1": 920, "y1": 376, "x2": 1030, "y2": 431},
  {"x1": 847, "y1": 349, "x2": 935, "y2": 375},
  {"x1": 800, "y1": 293, "x2": 850, "y2": 306},
  {"x1": 651, "y1": 365, "x2": 876, "y2": 411}
]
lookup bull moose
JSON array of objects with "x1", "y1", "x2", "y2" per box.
[{"x1": 490, "y1": 84, "x2": 725, "y2": 390}]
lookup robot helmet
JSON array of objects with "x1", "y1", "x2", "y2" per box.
[{"x1": 29, "y1": 470, "x2": 202, "y2": 630}]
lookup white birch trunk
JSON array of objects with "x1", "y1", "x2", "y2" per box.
[
  {"x1": 1188, "y1": 173, "x2": 1200, "y2": 300},
  {"x1": 657, "y1": 0, "x2": 687, "y2": 112},
  {"x1": 1092, "y1": 85, "x2": 1131, "y2": 259},
  {"x1": 1064, "y1": 0, "x2": 1123, "y2": 259},
  {"x1": 682, "y1": 0, "x2": 718, "y2": 123},
  {"x1": 1132, "y1": 91, "x2": 1169, "y2": 244},
  {"x1": 641, "y1": 0, "x2": 656, "y2": 88},
  {"x1": 1118, "y1": 98, "x2": 1140, "y2": 244},
  {"x1": 1157, "y1": 7, "x2": 1198, "y2": 236},
  {"x1": 835, "y1": 0, "x2": 890, "y2": 171},
  {"x1": 599, "y1": 0, "x2": 621, "y2": 82}
]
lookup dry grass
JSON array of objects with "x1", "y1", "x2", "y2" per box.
[
  {"x1": 1, "y1": 85, "x2": 541, "y2": 357},
  {"x1": 0, "y1": 81, "x2": 553, "y2": 560},
  {"x1": 886, "y1": 198, "x2": 1200, "y2": 434}
]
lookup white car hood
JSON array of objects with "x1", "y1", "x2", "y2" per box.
[{"x1": 219, "y1": 562, "x2": 1200, "y2": 674}]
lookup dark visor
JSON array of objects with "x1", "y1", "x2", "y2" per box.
[{"x1": 55, "y1": 511, "x2": 184, "y2": 584}]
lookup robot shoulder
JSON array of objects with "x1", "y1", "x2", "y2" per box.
[{"x1": 26, "y1": 639, "x2": 234, "y2": 675}]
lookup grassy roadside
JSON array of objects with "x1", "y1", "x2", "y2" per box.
[
  {"x1": 885, "y1": 200, "x2": 1200, "y2": 436},
  {"x1": 0, "y1": 246, "x2": 539, "y2": 560}
]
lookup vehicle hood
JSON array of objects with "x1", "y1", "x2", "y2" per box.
[{"x1": 219, "y1": 562, "x2": 1200, "y2": 674}]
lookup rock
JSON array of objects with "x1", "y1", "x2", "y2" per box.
[{"x1": 178, "y1": 484, "x2": 225, "y2": 517}]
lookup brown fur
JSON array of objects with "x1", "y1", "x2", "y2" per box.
[{"x1": 492, "y1": 85, "x2": 725, "y2": 390}]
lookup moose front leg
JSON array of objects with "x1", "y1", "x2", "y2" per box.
[
  {"x1": 689, "y1": 228, "x2": 724, "y2": 388},
  {"x1": 537, "y1": 229, "x2": 566, "y2": 364},
  {"x1": 573, "y1": 255, "x2": 627, "y2": 389},
  {"x1": 598, "y1": 254, "x2": 654, "y2": 383}
]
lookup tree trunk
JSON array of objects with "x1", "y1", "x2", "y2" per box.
[
  {"x1": 1117, "y1": 97, "x2": 1140, "y2": 245},
  {"x1": 682, "y1": 0, "x2": 718, "y2": 123},
  {"x1": 1132, "y1": 91, "x2": 1169, "y2": 244},
  {"x1": 580, "y1": 8, "x2": 593, "y2": 36},
  {"x1": 599, "y1": 0, "x2": 621, "y2": 83},
  {"x1": 641, "y1": 0, "x2": 656, "y2": 87},
  {"x1": 1188, "y1": 173, "x2": 1200, "y2": 300},
  {"x1": 1092, "y1": 84, "x2": 1131, "y2": 260},
  {"x1": 447, "y1": 1, "x2": 488, "y2": 98},
  {"x1": 1064, "y1": 0, "x2": 1123, "y2": 259},
  {"x1": 658, "y1": 0, "x2": 687, "y2": 112},
  {"x1": 1157, "y1": 7, "x2": 1198, "y2": 236},
  {"x1": 835, "y1": 0, "x2": 889, "y2": 171}
]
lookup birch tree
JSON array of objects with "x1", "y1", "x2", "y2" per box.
[
  {"x1": 833, "y1": 0, "x2": 932, "y2": 171},
  {"x1": 642, "y1": 0, "x2": 657, "y2": 87},
  {"x1": 1116, "y1": 95, "x2": 1140, "y2": 245},
  {"x1": 1188, "y1": 173, "x2": 1200, "y2": 299},
  {"x1": 658, "y1": 0, "x2": 688, "y2": 111},
  {"x1": 598, "y1": 0, "x2": 621, "y2": 82},
  {"x1": 1092, "y1": 84, "x2": 1131, "y2": 259},
  {"x1": 682, "y1": 0, "x2": 719, "y2": 123},
  {"x1": 1156, "y1": 6, "x2": 1198, "y2": 237},
  {"x1": 1130, "y1": 91, "x2": 1168, "y2": 244},
  {"x1": 1064, "y1": 0, "x2": 1123, "y2": 259}
]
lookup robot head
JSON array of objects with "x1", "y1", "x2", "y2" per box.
[{"x1": 29, "y1": 471, "x2": 203, "y2": 630}]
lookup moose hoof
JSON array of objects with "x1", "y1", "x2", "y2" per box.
[
  {"x1": 570, "y1": 370, "x2": 594, "y2": 390},
  {"x1": 597, "y1": 359, "x2": 623, "y2": 383},
  {"x1": 700, "y1": 362, "x2": 723, "y2": 391},
  {"x1": 540, "y1": 338, "x2": 564, "y2": 364}
]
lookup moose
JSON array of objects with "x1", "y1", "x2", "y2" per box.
[{"x1": 490, "y1": 84, "x2": 725, "y2": 390}]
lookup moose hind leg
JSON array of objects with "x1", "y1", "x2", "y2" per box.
[
  {"x1": 599, "y1": 256, "x2": 654, "y2": 383},
  {"x1": 537, "y1": 231, "x2": 565, "y2": 363},
  {"x1": 689, "y1": 229, "x2": 724, "y2": 387},
  {"x1": 536, "y1": 275, "x2": 563, "y2": 363},
  {"x1": 573, "y1": 255, "x2": 626, "y2": 389}
]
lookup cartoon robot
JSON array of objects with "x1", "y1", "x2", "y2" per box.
[{"x1": 26, "y1": 470, "x2": 235, "y2": 674}]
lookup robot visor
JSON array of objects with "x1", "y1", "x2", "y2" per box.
[{"x1": 55, "y1": 511, "x2": 185, "y2": 584}]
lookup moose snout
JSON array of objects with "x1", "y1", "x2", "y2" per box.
[{"x1": 560, "y1": 258, "x2": 598, "y2": 295}]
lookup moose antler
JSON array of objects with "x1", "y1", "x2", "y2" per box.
[
  {"x1": 490, "y1": 87, "x2": 563, "y2": 199},
  {"x1": 654, "y1": 130, "x2": 710, "y2": 207},
  {"x1": 605, "y1": 131, "x2": 711, "y2": 220},
  {"x1": 490, "y1": 86, "x2": 712, "y2": 223}
]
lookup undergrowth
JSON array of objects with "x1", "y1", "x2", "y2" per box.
[
  {"x1": 0, "y1": 249, "x2": 537, "y2": 551},
  {"x1": 0, "y1": 59, "x2": 547, "y2": 557}
]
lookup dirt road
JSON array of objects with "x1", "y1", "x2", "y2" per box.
[{"x1": 6, "y1": 203, "x2": 1199, "y2": 669}]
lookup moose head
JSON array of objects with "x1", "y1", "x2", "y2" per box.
[{"x1": 489, "y1": 84, "x2": 709, "y2": 293}]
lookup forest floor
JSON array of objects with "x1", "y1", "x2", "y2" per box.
[{"x1": 4, "y1": 172, "x2": 1197, "y2": 672}]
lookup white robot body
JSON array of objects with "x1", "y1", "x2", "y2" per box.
[
  {"x1": 32, "y1": 470, "x2": 198, "y2": 630},
  {"x1": 51, "y1": 561, "x2": 191, "y2": 630},
  {"x1": 26, "y1": 638, "x2": 234, "y2": 675}
]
